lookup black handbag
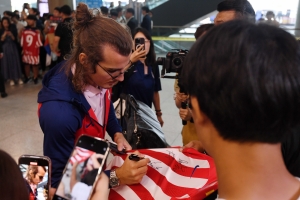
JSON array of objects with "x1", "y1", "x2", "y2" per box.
[{"x1": 120, "y1": 94, "x2": 169, "y2": 149}]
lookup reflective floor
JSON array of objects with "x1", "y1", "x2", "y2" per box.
[{"x1": 0, "y1": 76, "x2": 183, "y2": 162}]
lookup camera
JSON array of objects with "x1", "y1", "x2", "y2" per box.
[{"x1": 157, "y1": 49, "x2": 188, "y2": 77}]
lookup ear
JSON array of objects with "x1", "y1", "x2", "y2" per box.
[
  {"x1": 79, "y1": 53, "x2": 87, "y2": 65},
  {"x1": 190, "y1": 96, "x2": 209, "y2": 126}
]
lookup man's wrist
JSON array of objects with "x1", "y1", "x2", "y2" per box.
[{"x1": 109, "y1": 169, "x2": 120, "y2": 188}]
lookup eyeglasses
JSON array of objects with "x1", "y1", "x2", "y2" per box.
[{"x1": 97, "y1": 63, "x2": 125, "y2": 80}]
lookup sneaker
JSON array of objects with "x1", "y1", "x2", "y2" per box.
[
  {"x1": 10, "y1": 80, "x2": 15, "y2": 86},
  {"x1": 18, "y1": 79, "x2": 23, "y2": 85},
  {"x1": 33, "y1": 78, "x2": 38, "y2": 84},
  {"x1": 1, "y1": 92, "x2": 7, "y2": 98}
]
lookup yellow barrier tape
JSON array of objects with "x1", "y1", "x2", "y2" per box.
[{"x1": 152, "y1": 37, "x2": 196, "y2": 42}]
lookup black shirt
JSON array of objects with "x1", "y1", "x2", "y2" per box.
[{"x1": 55, "y1": 17, "x2": 73, "y2": 59}]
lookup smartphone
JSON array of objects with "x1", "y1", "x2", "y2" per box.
[
  {"x1": 107, "y1": 140, "x2": 126, "y2": 155},
  {"x1": 18, "y1": 155, "x2": 51, "y2": 200},
  {"x1": 53, "y1": 135, "x2": 110, "y2": 200},
  {"x1": 135, "y1": 37, "x2": 145, "y2": 51}
]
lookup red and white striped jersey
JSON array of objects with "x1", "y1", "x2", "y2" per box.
[
  {"x1": 106, "y1": 148, "x2": 218, "y2": 200},
  {"x1": 20, "y1": 28, "x2": 43, "y2": 65},
  {"x1": 70, "y1": 146, "x2": 94, "y2": 165}
]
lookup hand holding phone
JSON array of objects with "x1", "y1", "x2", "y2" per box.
[
  {"x1": 18, "y1": 155, "x2": 51, "y2": 200},
  {"x1": 135, "y1": 37, "x2": 145, "y2": 51},
  {"x1": 53, "y1": 135, "x2": 109, "y2": 200}
]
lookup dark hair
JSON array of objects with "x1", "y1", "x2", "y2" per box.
[
  {"x1": 3, "y1": 10, "x2": 14, "y2": 17},
  {"x1": 0, "y1": 150, "x2": 29, "y2": 200},
  {"x1": 217, "y1": 0, "x2": 255, "y2": 23},
  {"x1": 13, "y1": 13, "x2": 20, "y2": 20},
  {"x1": 116, "y1": 7, "x2": 123, "y2": 13},
  {"x1": 110, "y1": 9, "x2": 118, "y2": 17},
  {"x1": 23, "y1": 3, "x2": 29, "y2": 9},
  {"x1": 31, "y1": 7, "x2": 39, "y2": 15},
  {"x1": 183, "y1": 20, "x2": 300, "y2": 143},
  {"x1": 194, "y1": 24, "x2": 214, "y2": 39},
  {"x1": 26, "y1": 14, "x2": 37, "y2": 21},
  {"x1": 266, "y1": 11, "x2": 275, "y2": 17},
  {"x1": 60, "y1": 5, "x2": 72, "y2": 16},
  {"x1": 126, "y1": 8, "x2": 134, "y2": 15},
  {"x1": 66, "y1": 3, "x2": 132, "y2": 92},
  {"x1": 54, "y1": 7, "x2": 60, "y2": 12},
  {"x1": 133, "y1": 27, "x2": 156, "y2": 66},
  {"x1": 100, "y1": 6, "x2": 109, "y2": 15},
  {"x1": 142, "y1": 6, "x2": 150, "y2": 13},
  {"x1": 1, "y1": 17, "x2": 12, "y2": 29}
]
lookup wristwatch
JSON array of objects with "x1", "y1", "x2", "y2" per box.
[{"x1": 109, "y1": 169, "x2": 120, "y2": 188}]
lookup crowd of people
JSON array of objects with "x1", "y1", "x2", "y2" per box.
[
  {"x1": 1, "y1": 0, "x2": 300, "y2": 199},
  {"x1": 0, "y1": 2, "x2": 153, "y2": 98}
]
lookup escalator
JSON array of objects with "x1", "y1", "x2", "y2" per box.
[{"x1": 149, "y1": 0, "x2": 222, "y2": 36}]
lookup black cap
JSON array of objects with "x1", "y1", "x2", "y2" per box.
[{"x1": 26, "y1": 14, "x2": 37, "y2": 21}]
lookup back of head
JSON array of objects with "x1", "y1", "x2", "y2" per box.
[
  {"x1": 100, "y1": 6, "x2": 109, "y2": 15},
  {"x1": 217, "y1": 0, "x2": 255, "y2": 23},
  {"x1": 13, "y1": 13, "x2": 20, "y2": 20},
  {"x1": 142, "y1": 6, "x2": 150, "y2": 13},
  {"x1": 116, "y1": 7, "x2": 123, "y2": 13},
  {"x1": 31, "y1": 7, "x2": 39, "y2": 15},
  {"x1": 110, "y1": 9, "x2": 118, "y2": 17},
  {"x1": 0, "y1": 150, "x2": 29, "y2": 200},
  {"x1": 60, "y1": 5, "x2": 72, "y2": 16},
  {"x1": 194, "y1": 24, "x2": 214, "y2": 39},
  {"x1": 126, "y1": 8, "x2": 135, "y2": 15},
  {"x1": 66, "y1": 3, "x2": 132, "y2": 91},
  {"x1": 3, "y1": 10, "x2": 14, "y2": 18},
  {"x1": 183, "y1": 20, "x2": 300, "y2": 143},
  {"x1": 54, "y1": 7, "x2": 61, "y2": 13}
]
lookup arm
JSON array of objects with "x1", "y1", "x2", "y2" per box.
[
  {"x1": 54, "y1": 23, "x2": 62, "y2": 56},
  {"x1": 106, "y1": 101, "x2": 131, "y2": 151},
  {"x1": 153, "y1": 64, "x2": 163, "y2": 126},
  {"x1": 53, "y1": 36, "x2": 60, "y2": 56},
  {"x1": 70, "y1": 162, "x2": 79, "y2": 191},
  {"x1": 39, "y1": 101, "x2": 81, "y2": 196},
  {"x1": 153, "y1": 91, "x2": 164, "y2": 127}
]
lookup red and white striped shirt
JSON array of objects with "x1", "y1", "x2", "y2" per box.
[
  {"x1": 20, "y1": 27, "x2": 43, "y2": 65},
  {"x1": 106, "y1": 148, "x2": 218, "y2": 200}
]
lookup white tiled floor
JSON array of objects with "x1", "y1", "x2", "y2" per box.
[{"x1": 0, "y1": 75, "x2": 183, "y2": 162}]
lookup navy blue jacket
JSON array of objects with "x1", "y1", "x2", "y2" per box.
[{"x1": 38, "y1": 61, "x2": 121, "y2": 188}]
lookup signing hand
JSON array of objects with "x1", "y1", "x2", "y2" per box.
[
  {"x1": 115, "y1": 151, "x2": 150, "y2": 185},
  {"x1": 114, "y1": 132, "x2": 132, "y2": 152}
]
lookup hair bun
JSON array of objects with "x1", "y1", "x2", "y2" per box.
[{"x1": 74, "y1": 3, "x2": 94, "y2": 30}]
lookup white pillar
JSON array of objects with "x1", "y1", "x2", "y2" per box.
[{"x1": 0, "y1": 0, "x2": 12, "y2": 16}]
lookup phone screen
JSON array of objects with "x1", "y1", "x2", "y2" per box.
[
  {"x1": 53, "y1": 135, "x2": 109, "y2": 200},
  {"x1": 19, "y1": 156, "x2": 50, "y2": 200}
]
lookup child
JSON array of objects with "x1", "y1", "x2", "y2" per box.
[{"x1": 20, "y1": 14, "x2": 43, "y2": 84}]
